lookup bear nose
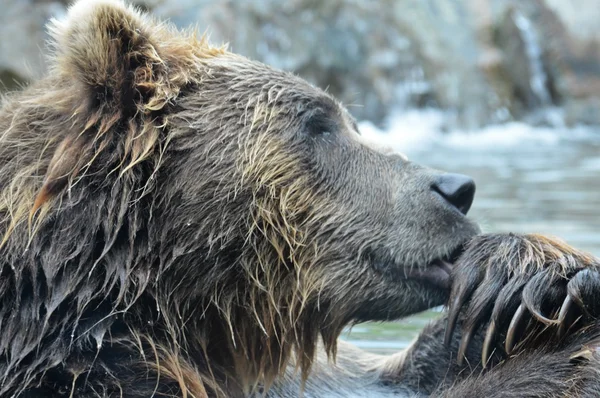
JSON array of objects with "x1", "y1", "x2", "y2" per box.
[{"x1": 432, "y1": 173, "x2": 476, "y2": 215}]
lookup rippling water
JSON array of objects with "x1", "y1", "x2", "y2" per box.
[{"x1": 343, "y1": 111, "x2": 600, "y2": 354}]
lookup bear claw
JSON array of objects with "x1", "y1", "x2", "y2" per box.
[{"x1": 445, "y1": 234, "x2": 600, "y2": 369}]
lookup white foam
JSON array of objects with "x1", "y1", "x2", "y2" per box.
[
  {"x1": 359, "y1": 109, "x2": 598, "y2": 156},
  {"x1": 358, "y1": 109, "x2": 444, "y2": 153},
  {"x1": 443, "y1": 122, "x2": 561, "y2": 149}
]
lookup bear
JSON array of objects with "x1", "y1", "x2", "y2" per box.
[
  {"x1": 0, "y1": 1, "x2": 479, "y2": 395},
  {"x1": 1, "y1": 1, "x2": 600, "y2": 397}
]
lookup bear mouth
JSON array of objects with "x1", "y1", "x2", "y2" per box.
[{"x1": 404, "y1": 244, "x2": 466, "y2": 290}]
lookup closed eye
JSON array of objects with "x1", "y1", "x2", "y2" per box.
[{"x1": 306, "y1": 113, "x2": 337, "y2": 138}]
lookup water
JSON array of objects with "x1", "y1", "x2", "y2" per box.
[
  {"x1": 514, "y1": 11, "x2": 552, "y2": 107},
  {"x1": 342, "y1": 110, "x2": 600, "y2": 354}
]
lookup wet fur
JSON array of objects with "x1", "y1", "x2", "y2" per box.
[
  {"x1": 432, "y1": 233, "x2": 600, "y2": 397},
  {"x1": 2, "y1": 1, "x2": 598, "y2": 397},
  {"x1": 0, "y1": 1, "x2": 478, "y2": 396},
  {"x1": 267, "y1": 234, "x2": 600, "y2": 397}
]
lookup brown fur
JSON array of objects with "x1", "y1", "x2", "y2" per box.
[
  {"x1": 3, "y1": 2, "x2": 600, "y2": 397},
  {"x1": 0, "y1": 1, "x2": 480, "y2": 396},
  {"x1": 5, "y1": 1, "x2": 224, "y2": 242},
  {"x1": 434, "y1": 233, "x2": 600, "y2": 397},
  {"x1": 267, "y1": 233, "x2": 600, "y2": 397}
]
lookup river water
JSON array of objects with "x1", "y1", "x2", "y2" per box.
[{"x1": 342, "y1": 110, "x2": 600, "y2": 354}]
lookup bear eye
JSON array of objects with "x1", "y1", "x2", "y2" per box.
[{"x1": 305, "y1": 114, "x2": 336, "y2": 138}]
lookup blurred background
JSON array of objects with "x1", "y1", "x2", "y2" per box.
[{"x1": 1, "y1": 0, "x2": 599, "y2": 354}]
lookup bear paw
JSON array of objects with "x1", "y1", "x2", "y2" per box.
[{"x1": 443, "y1": 233, "x2": 600, "y2": 367}]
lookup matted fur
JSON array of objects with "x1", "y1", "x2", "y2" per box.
[
  {"x1": 3, "y1": 3, "x2": 600, "y2": 397},
  {"x1": 266, "y1": 233, "x2": 600, "y2": 397},
  {"x1": 0, "y1": 1, "x2": 481, "y2": 397}
]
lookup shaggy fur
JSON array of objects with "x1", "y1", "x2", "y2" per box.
[
  {"x1": 3, "y1": 1, "x2": 599, "y2": 397},
  {"x1": 0, "y1": 1, "x2": 479, "y2": 396},
  {"x1": 267, "y1": 233, "x2": 600, "y2": 397},
  {"x1": 433, "y1": 233, "x2": 600, "y2": 397}
]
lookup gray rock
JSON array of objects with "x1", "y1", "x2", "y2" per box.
[
  {"x1": 1, "y1": 0, "x2": 599, "y2": 127},
  {"x1": 0, "y1": 0, "x2": 66, "y2": 89}
]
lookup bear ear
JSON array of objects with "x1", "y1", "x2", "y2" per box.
[
  {"x1": 48, "y1": 0, "x2": 171, "y2": 115},
  {"x1": 30, "y1": 1, "x2": 225, "y2": 224}
]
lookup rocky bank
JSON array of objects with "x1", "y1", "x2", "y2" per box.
[{"x1": 1, "y1": 0, "x2": 599, "y2": 128}]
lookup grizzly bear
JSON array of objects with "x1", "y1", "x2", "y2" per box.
[{"x1": 1, "y1": 1, "x2": 600, "y2": 397}]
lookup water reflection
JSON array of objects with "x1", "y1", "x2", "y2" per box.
[{"x1": 343, "y1": 115, "x2": 600, "y2": 354}]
